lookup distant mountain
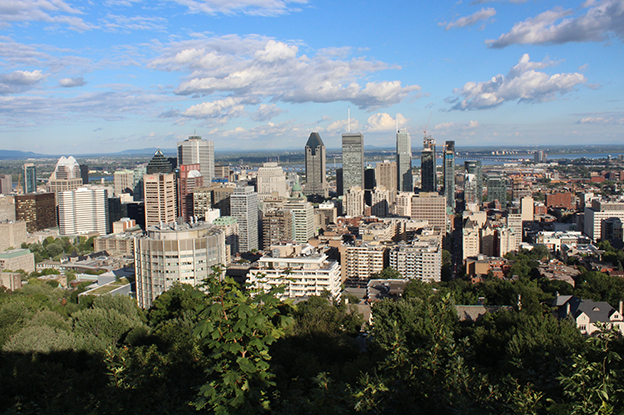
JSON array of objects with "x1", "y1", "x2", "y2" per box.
[
  {"x1": 115, "y1": 148, "x2": 177, "y2": 156},
  {"x1": 0, "y1": 150, "x2": 50, "y2": 159}
]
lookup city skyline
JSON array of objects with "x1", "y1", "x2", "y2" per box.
[{"x1": 0, "y1": 0, "x2": 622, "y2": 154}]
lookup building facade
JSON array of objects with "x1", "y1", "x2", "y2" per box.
[
  {"x1": 143, "y1": 173, "x2": 176, "y2": 227},
  {"x1": 231, "y1": 186, "x2": 259, "y2": 252},
  {"x1": 396, "y1": 129, "x2": 412, "y2": 192},
  {"x1": 58, "y1": 187, "x2": 109, "y2": 235},
  {"x1": 342, "y1": 133, "x2": 364, "y2": 194},
  {"x1": 421, "y1": 137, "x2": 436, "y2": 192},
  {"x1": 304, "y1": 132, "x2": 328, "y2": 198},
  {"x1": 177, "y1": 135, "x2": 215, "y2": 183},
  {"x1": 443, "y1": 141, "x2": 455, "y2": 211},
  {"x1": 15, "y1": 193, "x2": 56, "y2": 232}
]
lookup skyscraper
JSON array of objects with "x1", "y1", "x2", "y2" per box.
[
  {"x1": 396, "y1": 129, "x2": 413, "y2": 192},
  {"x1": 443, "y1": 141, "x2": 455, "y2": 212},
  {"x1": 257, "y1": 162, "x2": 288, "y2": 199},
  {"x1": 146, "y1": 150, "x2": 173, "y2": 174},
  {"x1": 58, "y1": 187, "x2": 109, "y2": 235},
  {"x1": 23, "y1": 163, "x2": 36, "y2": 194},
  {"x1": 421, "y1": 137, "x2": 436, "y2": 192},
  {"x1": 464, "y1": 160, "x2": 483, "y2": 205},
  {"x1": 143, "y1": 173, "x2": 176, "y2": 227},
  {"x1": 341, "y1": 133, "x2": 364, "y2": 194},
  {"x1": 304, "y1": 132, "x2": 328, "y2": 198},
  {"x1": 231, "y1": 186, "x2": 258, "y2": 252},
  {"x1": 177, "y1": 135, "x2": 214, "y2": 183},
  {"x1": 486, "y1": 175, "x2": 507, "y2": 209},
  {"x1": 0, "y1": 175, "x2": 12, "y2": 195},
  {"x1": 47, "y1": 156, "x2": 83, "y2": 195},
  {"x1": 177, "y1": 164, "x2": 203, "y2": 222}
]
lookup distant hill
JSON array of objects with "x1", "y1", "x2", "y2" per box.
[{"x1": 0, "y1": 150, "x2": 50, "y2": 159}]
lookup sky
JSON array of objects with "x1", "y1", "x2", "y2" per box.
[{"x1": 0, "y1": 0, "x2": 622, "y2": 155}]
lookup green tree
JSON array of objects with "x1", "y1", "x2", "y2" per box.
[{"x1": 372, "y1": 266, "x2": 402, "y2": 280}]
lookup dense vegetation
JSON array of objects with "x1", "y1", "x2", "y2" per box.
[{"x1": 1, "y1": 262, "x2": 624, "y2": 414}]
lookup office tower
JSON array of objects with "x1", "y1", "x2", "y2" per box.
[
  {"x1": 371, "y1": 186, "x2": 391, "y2": 217},
  {"x1": 133, "y1": 167, "x2": 147, "y2": 201},
  {"x1": 178, "y1": 164, "x2": 203, "y2": 222},
  {"x1": 421, "y1": 137, "x2": 436, "y2": 192},
  {"x1": 135, "y1": 222, "x2": 226, "y2": 308},
  {"x1": 108, "y1": 197, "x2": 123, "y2": 232},
  {"x1": 341, "y1": 133, "x2": 364, "y2": 194},
  {"x1": 0, "y1": 175, "x2": 12, "y2": 195},
  {"x1": 462, "y1": 218, "x2": 480, "y2": 261},
  {"x1": 464, "y1": 174, "x2": 479, "y2": 206},
  {"x1": 511, "y1": 178, "x2": 531, "y2": 201},
  {"x1": 411, "y1": 193, "x2": 447, "y2": 231},
  {"x1": 443, "y1": 141, "x2": 455, "y2": 211},
  {"x1": 0, "y1": 196, "x2": 16, "y2": 221},
  {"x1": 15, "y1": 193, "x2": 56, "y2": 232},
  {"x1": 214, "y1": 165, "x2": 230, "y2": 182},
  {"x1": 486, "y1": 175, "x2": 507, "y2": 209},
  {"x1": 396, "y1": 129, "x2": 413, "y2": 192},
  {"x1": 58, "y1": 187, "x2": 109, "y2": 235},
  {"x1": 22, "y1": 163, "x2": 36, "y2": 194},
  {"x1": 80, "y1": 165, "x2": 89, "y2": 185},
  {"x1": 464, "y1": 160, "x2": 482, "y2": 204},
  {"x1": 192, "y1": 187, "x2": 212, "y2": 221},
  {"x1": 506, "y1": 213, "x2": 522, "y2": 250},
  {"x1": 364, "y1": 166, "x2": 376, "y2": 206},
  {"x1": 213, "y1": 216, "x2": 239, "y2": 260},
  {"x1": 177, "y1": 135, "x2": 214, "y2": 183},
  {"x1": 114, "y1": 170, "x2": 136, "y2": 197},
  {"x1": 304, "y1": 132, "x2": 328, "y2": 198},
  {"x1": 257, "y1": 162, "x2": 288, "y2": 199},
  {"x1": 344, "y1": 186, "x2": 365, "y2": 217},
  {"x1": 284, "y1": 199, "x2": 315, "y2": 244},
  {"x1": 143, "y1": 173, "x2": 176, "y2": 227},
  {"x1": 47, "y1": 156, "x2": 83, "y2": 195},
  {"x1": 316, "y1": 201, "x2": 337, "y2": 231},
  {"x1": 584, "y1": 199, "x2": 624, "y2": 241},
  {"x1": 534, "y1": 150, "x2": 546, "y2": 163},
  {"x1": 376, "y1": 160, "x2": 397, "y2": 192},
  {"x1": 396, "y1": 192, "x2": 412, "y2": 217},
  {"x1": 146, "y1": 150, "x2": 173, "y2": 174},
  {"x1": 231, "y1": 186, "x2": 258, "y2": 252},
  {"x1": 262, "y1": 210, "x2": 293, "y2": 249},
  {"x1": 336, "y1": 168, "x2": 343, "y2": 196},
  {"x1": 521, "y1": 196, "x2": 534, "y2": 222}
]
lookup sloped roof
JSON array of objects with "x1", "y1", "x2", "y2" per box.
[
  {"x1": 559, "y1": 296, "x2": 621, "y2": 324},
  {"x1": 305, "y1": 132, "x2": 324, "y2": 150}
]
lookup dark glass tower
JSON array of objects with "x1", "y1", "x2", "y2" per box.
[
  {"x1": 421, "y1": 137, "x2": 436, "y2": 192},
  {"x1": 443, "y1": 141, "x2": 455, "y2": 212},
  {"x1": 304, "y1": 132, "x2": 328, "y2": 198},
  {"x1": 486, "y1": 175, "x2": 507, "y2": 209},
  {"x1": 464, "y1": 160, "x2": 483, "y2": 204},
  {"x1": 146, "y1": 150, "x2": 173, "y2": 174}
]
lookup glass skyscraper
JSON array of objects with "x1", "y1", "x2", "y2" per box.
[
  {"x1": 23, "y1": 163, "x2": 36, "y2": 194},
  {"x1": 396, "y1": 129, "x2": 412, "y2": 192},
  {"x1": 421, "y1": 137, "x2": 436, "y2": 193},
  {"x1": 464, "y1": 160, "x2": 483, "y2": 204},
  {"x1": 304, "y1": 132, "x2": 328, "y2": 198},
  {"x1": 341, "y1": 133, "x2": 364, "y2": 195},
  {"x1": 443, "y1": 141, "x2": 455, "y2": 212},
  {"x1": 177, "y1": 135, "x2": 214, "y2": 183}
]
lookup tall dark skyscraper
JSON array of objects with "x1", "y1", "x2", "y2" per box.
[
  {"x1": 304, "y1": 132, "x2": 328, "y2": 198},
  {"x1": 80, "y1": 165, "x2": 89, "y2": 185},
  {"x1": 464, "y1": 160, "x2": 483, "y2": 204},
  {"x1": 421, "y1": 137, "x2": 436, "y2": 193},
  {"x1": 341, "y1": 132, "x2": 364, "y2": 195},
  {"x1": 487, "y1": 175, "x2": 507, "y2": 209},
  {"x1": 23, "y1": 163, "x2": 36, "y2": 194},
  {"x1": 396, "y1": 129, "x2": 412, "y2": 192},
  {"x1": 443, "y1": 141, "x2": 455, "y2": 212},
  {"x1": 146, "y1": 150, "x2": 173, "y2": 174}
]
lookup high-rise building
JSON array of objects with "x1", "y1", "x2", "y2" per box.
[
  {"x1": 304, "y1": 132, "x2": 328, "y2": 198},
  {"x1": 257, "y1": 162, "x2": 288, "y2": 199},
  {"x1": 178, "y1": 164, "x2": 203, "y2": 222},
  {"x1": 344, "y1": 186, "x2": 365, "y2": 217},
  {"x1": 58, "y1": 187, "x2": 109, "y2": 235},
  {"x1": 231, "y1": 186, "x2": 259, "y2": 252},
  {"x1": 464, "y1": 160, "x2": 483, "y2": 204},
  {"x1": 284, "y1": 199, "x2": 315, "y2": 244},
  {"x1": 584, "y1": 199, "x2": 624, "y2": 241},
  {"x1": 134, "y1": 222, "x2": 226, "y2": 308},
  {"x1": 0, "y1": 195, "x2": 16, "y2": 221},
  {"x1": 213, "y1": 216, "x2": 239, "y2": 260},
  {"x1": 371, "y1": 186, "x2": 391, "y2": 218},
  {"x1": 47, "y1": 156, "x2": 83, "y2": 196},
  {"x1": 0, "y1": 221, "x2": 27, "y2": 252},
  {"x1": 80, "y1": 165, "x2": 89, "y2": 185},
  {"x1": 534, "y1": 150, "x2": 547, "y2": 163},
  {"x1": 443, "y1": 141, "x2": 455, "y2": 212},
  {"x1": 421, "y1": 137, "x2": 436, "y2": 192},
  {"x1": 262, "y1": 210, "x2": 293, "y2": 249},
  {"x1": 389, "y1": 235, "x2": 442, "y2": 283},
  {"x1": 177, "y1": 135, "x2": 214, "y2": 183},
  {"x1": 396, "y1": 129, "x2": 413, "y2": 192},
  {"x1": 464, "y1": 174, "x2": 479, "y2": 206},
  {"x1": 342, "y1": 133, "x2": 364, "y2": 194},
  {"x1": 22, "y1": 163, "x2": 36, "y2": 194},
  {"x1": 376, "y1": 160, "x2": 397, "y2": 193},
  {"x1": 143, "y1": 173, "x2": 176, "y2": 227},
  {"x1": 486, "y1": 175, "x2": 507, "y2": 209},
  {"x1": 0, "y1": 175, "x2": 12, "y2": 195},
  {"x1": 146, "y1": 150, "x2": 173, "y2": 174},
  {"x1": 114, "y1": 170, "x2": 136, "y2": 197},
  {"x1": 15, "y1": 193, "x2": 56, "y2": 232},
  {"x1": 411, "y1": 193, "x2": 447, "y2": 231}
]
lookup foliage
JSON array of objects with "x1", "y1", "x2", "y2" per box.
[{"x1": 371, "y1": 266, "x2": 402, "y2": 280}]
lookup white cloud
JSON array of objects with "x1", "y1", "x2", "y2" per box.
[
  {"x1": 577, "y1": 116, "x2": 624, "y2": 124},
  {"x1": 101, "y1": 14, "x2": 167, "y2": 32},
  {"x1": 149, "y1": 34, "x2": 420, "y2": 119},
  {"x1": 0, "y1": 70, "x2": 47, "y2": 94},
  {"x1": 443, "y1": 8, "x2": 496, "y2": 30},
  {"x1": 448, "y1": 54, "x2": 587, "y2": 110},
  {"x1": 365, "y1": 113, "x2": 408, "y2": 132},
  {"x1": 165, "y1": 0, "x2": 307, "y2": 16},
  {"x1": 322, "y1": 118, "x2": 361, "y2": 134},
  {"x1": 59, "y1": 77, "x2": 86, "y2": 87},
  {"x1": 434, "y1": 120, "x2": 480, "y2": 130},
  {"x1": 182, "y1": 97, "x2": 246, "y2": 121},
  {"x1": 0, "y1": 0, "x2": 93, "y2": 31},
  {"x1": 250, "y1": 104, "x2": 286, "y2": 122},
  {"x1": 487, "y1": 0, "x2": 624, "y2": 48}
]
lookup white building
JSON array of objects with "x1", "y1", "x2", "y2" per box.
[
  {"x1": 177, "y1": 135, "x2": 215, "y2": 183},
  {"x1": 134, "y1": 221, "x2": 226, "y2": 308},
  {"x1": 58, "y1": 187, "x2": 109, "y2": 235},
  {"x1": 284, "y1": 199, "x2": 315, "y2": 244},
  {"x1": 114, "y1": 170, "x2": 135, "y2": 197},
  {"x1": 371, "y1": 186, "x2": 391, "y2": 218},
  {"x1": 248, "y1": 246, "x2": 341, "y2": 300},
  {"x1": 231, "y1": 186, "x2": 258, "y2": 252},
  {"x1": 389, "y1": 235, "x2": 441, "y2": 283},
  {"x1": 584, "y1": 199, "x2": 624, "y2": 241},
  {"x1": 256, "y1": 162, "x2": 288, "y2": 200},
  {"x1": 344, "y1": 186, "x2": 365, "y2": 217}
]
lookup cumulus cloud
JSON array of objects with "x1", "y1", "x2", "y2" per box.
[
  {"x1": 148, "y1": 35, "x2": 420, "y2": 119},
  {"x1": 165, "y1": 0, "x2": 307, "y2": 16},
  {"x1": 59, "y1": 77, "x2": 86, "y2": 87},
  {"x1": 443, "y1": 8, "x2": 496, "y2": 30},
  {"x1": 577, "y1": 116, "x2": 624, "y2": 124},
  {"x1": 487, "y1": 0, "x2": 624, "y2": 48},
  {"x1": 182, "y1": 97, "x2": 246, "y2": 122},
  {"x1": 365, "y1": 113, "x2": 408, "y2": 132},
  {"x1": 322, "y1": 118, "x2": 361, "y2": 134},
  {"x1": 0, "y1": 70, "x2": 47, "y2": 94},
  {"x1": 448, "y1": 54, "x2": 587, "y2": 110},
  {"x1": 250, "y1": 104, "x2": 286, "y2": 122},
  {"x1": 0, "y1": 0, "x2": 92, "y2": 31}
]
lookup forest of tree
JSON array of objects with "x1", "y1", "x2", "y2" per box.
[{"x1": 1, "y1": 258, "x2": 624, "y2": 414}]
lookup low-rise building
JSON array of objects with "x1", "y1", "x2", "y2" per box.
[{"x1": 0, "y1": 249, "x2": 35, "y2": 274}]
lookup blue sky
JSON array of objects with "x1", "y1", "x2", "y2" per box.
[{"x1": 0, "y1": 0, "x2": 622, "y2": 154}]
